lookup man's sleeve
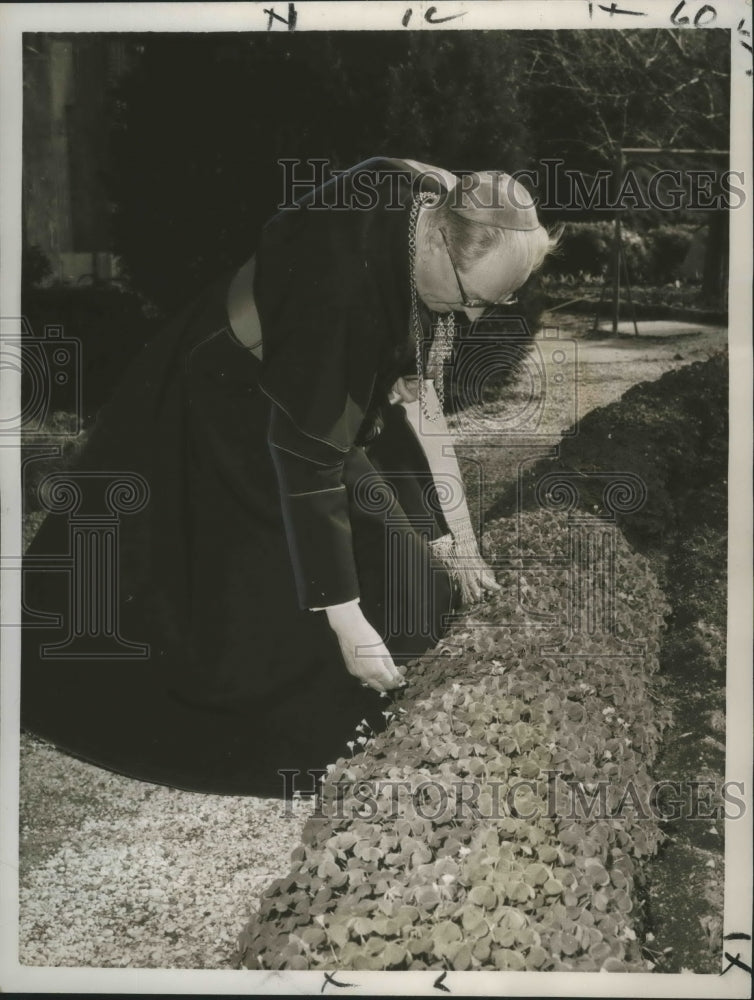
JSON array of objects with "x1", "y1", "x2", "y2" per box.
[
  {"x1": 254, "y1": 185, "x2": 387, "y2": 611},
  {"x1": 266, "y1": 398, "x2": 363, "y2": 610}
]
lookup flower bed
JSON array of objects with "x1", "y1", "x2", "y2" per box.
[
  {"x1": 490, "y1": 355, "x2": 727, "y2": 557},
  {"x1": 236, "y1": 510, "x2": 670, "y2": 972},
  {"x1": 540, "y1": 280, "x2": 727, "y2": 324}
]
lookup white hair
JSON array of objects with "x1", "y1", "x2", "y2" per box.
[{"x1": 428, "y1": 201, "x2": 561, "y2": 294}]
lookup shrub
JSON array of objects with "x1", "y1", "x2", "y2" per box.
[
  {"x1": 548, "y1": 223, "x2": 697, "y2": 286},
  {"x1": 644, "y1": 226, "x2": 696, "y2": 285},
  {"x1": 555, "y1": 222, "x2": 614, "y2": 278},
  {"x1": 619, "y1": 229, "x2": 650, "y2": 284},
  {"x1": 22, "y1": 245, "x2": 53, "y2": 288},
  {"x1": 235, "y1": 510, "x2": 670, "y2": 972},
  {"x1": 549, "y1": 222, "x2": 650, "y2": 283},
  {"x1": 22, "y1": 411, "x2": 88, "y2": 551}
]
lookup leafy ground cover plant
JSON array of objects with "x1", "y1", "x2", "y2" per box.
[
  {"x1": 236, "y1": 509, "x2": 670, "y2": 972},
  {"x1": 487, "y1": 354, "x2": 728, "y2": 971}
]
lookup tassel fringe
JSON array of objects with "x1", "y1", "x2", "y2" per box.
[{"x1": 429, "y1": 523, "x2": 489, "y2": 605}]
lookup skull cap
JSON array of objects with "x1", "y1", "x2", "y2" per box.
[{"x1": 447, "y1": 171, "x2": 540, "y2": 231}]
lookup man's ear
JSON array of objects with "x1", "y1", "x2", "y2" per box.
[{"x1": 424, "y1": 219, "x2": 447, "y2": 257}]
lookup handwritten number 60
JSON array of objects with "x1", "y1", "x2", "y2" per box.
[{"x1": 671, "y1": 1, "x2": 717, "y2": 27}]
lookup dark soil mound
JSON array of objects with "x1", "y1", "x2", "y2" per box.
[{"x1": 487, "y1": 352, "x2": 727, "y2": 569}]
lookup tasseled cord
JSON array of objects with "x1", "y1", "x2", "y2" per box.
[{"x1": 429, "y1": 520, "x2": 489, "y2": 606}]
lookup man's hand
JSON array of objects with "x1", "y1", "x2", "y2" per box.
[
  {"x1": 390, "y1": 375, "x2": 422, "y2": 404},
  {"x1": 445, "y1": 547, "x2": 502, "y2": 606},
  {"x1": 325, "y1": 601, "x2": 405, "y2": 693},
  {"x1": 465, "y1": 560, "x2": 502, "y2": 603}
]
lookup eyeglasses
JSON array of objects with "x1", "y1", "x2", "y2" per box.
[{"x1": 439, "y1": 227, "x2": 518, "y2": 311}]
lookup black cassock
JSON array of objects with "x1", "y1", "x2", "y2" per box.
[{"x1": 21, "y1": 158, "x2": 460, "y2": 796}]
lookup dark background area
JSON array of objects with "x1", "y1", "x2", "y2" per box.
[{"x1": 22, "y1": 29, "x2": 731, "y2": 420}]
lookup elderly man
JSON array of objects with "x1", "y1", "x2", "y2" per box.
[{"x1": 22, "y1": 157, "x2": 553, "y2": 795}]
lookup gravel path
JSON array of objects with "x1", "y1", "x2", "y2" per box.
[
  {"x1": 19, "y1": 735, "x2": 313, "y2": 968},
  {"x1": 17, "y1": 316, "x2": 727, "y2": 969}
]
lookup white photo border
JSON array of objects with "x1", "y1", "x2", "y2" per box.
[{"x1": 1, "y1": 2, "x2": 751, "y2": 996}]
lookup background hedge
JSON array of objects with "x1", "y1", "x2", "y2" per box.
[{"x1": 550, "y1": 223, "x2": 698, "y2": 285}]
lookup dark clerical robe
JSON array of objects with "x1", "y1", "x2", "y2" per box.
[{"x1": 21, "y1": 158, "x2": 459, "y2": 796}]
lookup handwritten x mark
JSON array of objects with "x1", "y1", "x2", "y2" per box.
[
  {"x1": 722, "y1": 952, "x2": 752, "y2": 977},
  {"x1": 322, "y1": 971, "x2": 354, "y2": 992}
]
